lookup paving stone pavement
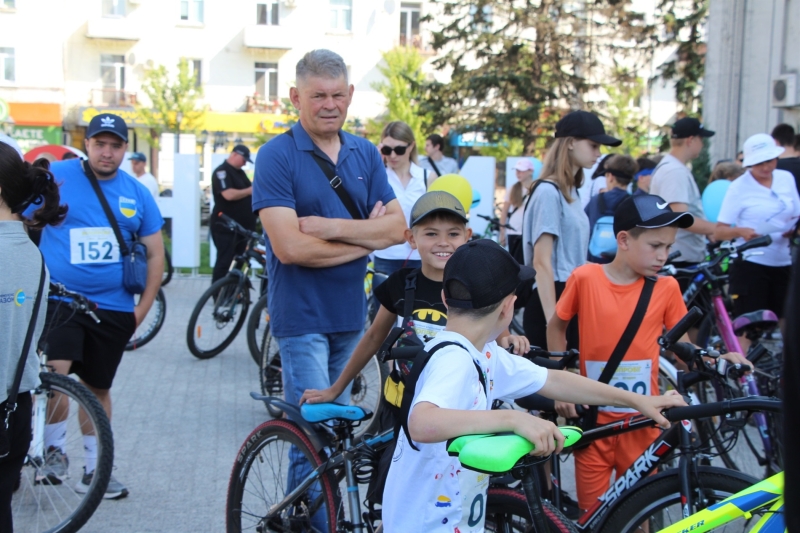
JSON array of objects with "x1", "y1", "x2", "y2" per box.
[
  {"x1": 72, "y1": 275, "x2": 769, "y2": 532},
  {"x1": 78, "y1": 276, "x2": 268, "y2": 533}
]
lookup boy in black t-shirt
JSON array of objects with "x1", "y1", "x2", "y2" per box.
[{"x1": 300, "y1": 191, "x2": 530, "y2": 405}]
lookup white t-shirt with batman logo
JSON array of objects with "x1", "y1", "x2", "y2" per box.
[{"x1": 381, "y1": 331, "x2": 549, "y2": 532}]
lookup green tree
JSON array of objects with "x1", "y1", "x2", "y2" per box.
[
  {"x1": 370, "y1": 47, "x2": 432, "y2": 148},
  {"x1": 656, "y1": 0, "x2": 708, "y2": 113},
  {"x1": 595, "y1": 68, "x2": 649, "y2": 157},
  {"x1": 136, "y1": 58, "x2": 204, "y2": 150},
  {"x1": 419, "y1": 0, "x2": 659, "y2": 154}
]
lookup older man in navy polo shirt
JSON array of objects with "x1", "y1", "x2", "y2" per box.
[{"x1": 253, "y1": 50, "x2": 405, "y2": 416}]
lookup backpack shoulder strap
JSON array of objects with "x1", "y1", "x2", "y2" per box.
[
  {"x1": 523, "y1": 179, "x2": 559, "y2": 214},
  {"x1": 402, "y1": 269, "x2": 419, "y2": 330},
  {"x1": 398, "y1": 341, "x2": 485, "y2": 452},
  {"x1": 597, "y1": 192, "x2": 607, "y2": 216},
  {"x1": 285, "y1": 129, "x2": 362, "y2": 220}
]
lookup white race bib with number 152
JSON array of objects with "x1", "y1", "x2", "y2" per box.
[
  {"x1": 70, "y1": 227, "x2": 120, "y2": 264},
  {"x1": 585, "y1": 359, "x2": 652, "y2": 413}
]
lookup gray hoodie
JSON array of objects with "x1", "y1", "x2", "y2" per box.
[{"x1": 1, "y1": 221, "x2": 47, "y2": 402}]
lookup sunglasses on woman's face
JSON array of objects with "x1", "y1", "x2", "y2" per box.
[{"x1": 380, "y1": 145, "x2": 409, "y2": 156}]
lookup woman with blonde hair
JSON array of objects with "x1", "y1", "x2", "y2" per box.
[
  {"x1": 521, "y1": 110, "x2": 621, "y2": 349},
  {"x1": 373, "y1": 121, "x2": 437, "y2": 276}
]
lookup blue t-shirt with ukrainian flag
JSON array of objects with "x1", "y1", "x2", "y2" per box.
[{"x1": 33, "y1": 159, "x2": 163, "y2": 312}]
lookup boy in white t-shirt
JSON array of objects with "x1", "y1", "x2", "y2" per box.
[{"x1": 381, "y1": 239, "x2": 687, "y2": 533}]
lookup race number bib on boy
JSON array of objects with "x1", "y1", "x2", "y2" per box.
[
  {"x1": 70, "y1": 227, "x2": 120, "y2": 264},
  {"x1": 585, "y1": 360, "x2": 651, "y2": 413}
]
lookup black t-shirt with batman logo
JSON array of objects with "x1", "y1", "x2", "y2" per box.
[{"x1": 373, "y1": 267, "x2": 447, "y2": 342}]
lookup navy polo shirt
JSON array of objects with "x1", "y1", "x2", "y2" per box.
[{"x1": 252, "y1": 122, "x2": 395, "y2": 337}]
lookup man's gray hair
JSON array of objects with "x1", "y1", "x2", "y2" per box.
[{"x1": 296, "y1": 50, "x2": 348, "y2": 84}]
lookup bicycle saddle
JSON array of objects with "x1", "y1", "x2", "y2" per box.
[
  {"x1": 300, "y1": 402, "x2": 373, "y2": 424},
  {"x1": 731, "y1": 309, "x2": 779, "y2": 336},
  {"x1": 445, "y1": 427, "x2": 583, "y2": 474}
]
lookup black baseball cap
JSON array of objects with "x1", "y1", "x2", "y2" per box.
[
  {"x1": 86, "y1": 113, "x2": 128, "y2": 142},
  {"x1": 233, "y1": 144, "x2": 253, "y2": 163},
  {"x1": 613, "y1": 194, "x2": 694, "y2": 236},
  {"x1": 671, "y1": 117, "x2": 715, "y2": 139},
  {"x1": 410, "y1": 191, "x2": 468, "y2": 227},
  {"x1": 443, "y1": 239, "x2": 536, "y2": 309},
  {"x1": 554, "y1": 111, "x2": 622, "y2": 147}
]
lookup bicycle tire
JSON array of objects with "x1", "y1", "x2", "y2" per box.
[
  {"x1": 186, "y1": 276, "x2": 250, "y2": 359},
  {"x1": 162, "y1": 249, "x2": 173, "y2": 286},
  {"x1": 226, "y1": 419, "x2": 340, "y2": 533},
  {"x1": 13, "y1": 372, "x2": 114, "y2": 533},
  {"x1": 126, "y1": 288, "x2": 167, "y2": 351},
  {"x1": 245, "y1": 293, "x2": 268, "y2": 365},
  {"x1": 596, "y1": 467, "x2": 758, "y2": 533},
  {"x1": 485, "y1": 487, "x2": 578, "y2": 532}
]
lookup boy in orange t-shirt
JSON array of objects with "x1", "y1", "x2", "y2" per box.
[{"x1": 546, "y1": 194, "x2": 747, "y2": 512}]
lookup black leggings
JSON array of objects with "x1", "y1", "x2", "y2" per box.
[
  {"x1": 522, "y1": 281, "x2": 579, "y2": 351},
  {"x1": 0, "y1": 392, "x2": 32, "y2": 532}
]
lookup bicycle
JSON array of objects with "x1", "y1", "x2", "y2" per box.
[
  {"x1": 226, "y1": 394, "x2": 578, "y2": 533},
  {"x1": 125, "y1": 288, "x2": 167, "y2": 351},
  {"x1": 186, "y1": 213, "x2": 266, "y2": 360},
  {"x1": 13, "y1": 284, "x2": 114, "y2": 533},
  {"x1": 654, "y1": 471, "x2": 783, "y2": 532},
  {"x1": 661, "y1": 236, "x2": 784, "y2": 475}
]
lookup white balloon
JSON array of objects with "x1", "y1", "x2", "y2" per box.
[{"x1": 0, "y1": 133, "x2": 23, "y2": 159}]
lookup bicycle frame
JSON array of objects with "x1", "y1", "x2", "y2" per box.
[
  {"x1": 656, "y1": 472, "x2": 784, "y2": 533},
  {"x1": 28, "y1": 354, "x2": 50, "y2": 462}
]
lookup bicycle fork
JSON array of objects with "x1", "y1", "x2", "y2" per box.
[{"x1": 342, "y1": 436, "x2": 367, "y2": 533}]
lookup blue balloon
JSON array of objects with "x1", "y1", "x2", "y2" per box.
[
  {"x1": 702, "y1": 180, "x2": 731, "y2": 223},
  {"x1": 471, "y1": 189, "x2": 481, "y2": 209}
]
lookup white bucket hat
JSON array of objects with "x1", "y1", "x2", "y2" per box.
[{"x1": 742, "y1": 133, "x2": 784, "y2": 167}]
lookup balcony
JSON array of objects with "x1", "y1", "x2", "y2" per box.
[
  {"x1": 86, "y1": 17, "x2": 141, "y2": 41},
  {"x1": 90, "y1": 89, "x2": 138, "y2": 107},
  {"x1": 243, "y1": 25, "x2": 292, "y2": 50}
]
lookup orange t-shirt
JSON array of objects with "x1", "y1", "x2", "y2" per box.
[{"x1": 555, "y1": 263, "x2": 687, "y2": 423}]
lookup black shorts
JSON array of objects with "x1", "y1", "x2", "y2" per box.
[
  {"x1": 522, "y1": 281, "x2": 579, "y2": 352},
  {"x1": 729, "y1": 261, "x2": 792, "y2": 319},
  {"x1": 40, "y1": 301, "x2": 136, "y2": 390}
]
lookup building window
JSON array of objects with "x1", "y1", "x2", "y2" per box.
[
  {"x1": 255, "y1": 62, "x2": 278, "y2": 101},
  {"x1": 100, "y1": 54, "x2": 125, "y2": 104},
  {"x1": 330, "y1": 0, "x2": 352, "y2": 32},
  {"x1": 399, "y1": 3, "x2": 421, "y2": 47},
  {"x1": 257, "y1": 1, "x2": 279, "y2": 25},
  {"x1": 180, "y1": 0, "x2": 204, "y2": 23},
  {"x1": 102, "y1": 0, "x2": 125, "y2": 17},
  {"x1": 188, "y1": 59, "x2": 202, "y2": 88},
  {"x1": 0, "y1": 48, "x2": 14, "y2": 83}
]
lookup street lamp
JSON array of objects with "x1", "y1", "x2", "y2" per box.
[{"x1": 175, "y1": 111, "x2": 183, "y2": 153}]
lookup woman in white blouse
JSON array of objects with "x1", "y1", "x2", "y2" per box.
[
  {"x1": 373, "y1": 121, "x2": 437, "y2": 276},
  {"x1": 714, "y1": 133, "x2": 800, "y2": 348}
]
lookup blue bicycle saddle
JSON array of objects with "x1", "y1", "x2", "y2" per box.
[{"x1": 300, "y1": 403, "x2": 372, "y2": 423}]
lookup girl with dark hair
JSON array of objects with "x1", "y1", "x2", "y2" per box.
[{"x1": 0, "y1": 141, "x2": 66, "y2": 531}]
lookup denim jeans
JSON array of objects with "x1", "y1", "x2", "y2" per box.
[{"x1": 277, "y1": 331, "x2": 362, "y2": 530}]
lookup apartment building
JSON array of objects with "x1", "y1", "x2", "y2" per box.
[{"x1": 0, "y1": 0, "x2": 436, "y2": 161}]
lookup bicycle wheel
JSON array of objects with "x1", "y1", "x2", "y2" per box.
[
  {"x1": 126, "y1": 288, "x2": 167, "y2": 351},
  {"x1": 259, "y1": 335, "x2": 389, "y2": 439},
  {"x1": 13, "y1": 372, "x2": 114, "y2": 533},
  {"x1": 597, "y1": 467, "x2": 758, "y2": 533},
  {"x1": 226, "y1": 419, "x2": 341, "y2": 533},
  {"x1": 245, "y1": 293, "x2": 268, "y2": 365},
  {"x1": 484, "y1": 487, "x2": 578, "y2": 532},
  {"x1": 162, "y1": 249, "x2": 173, "y2": 286},
  {"x1": 186, "y1": 275, "x2": 250, "y2": 359}
]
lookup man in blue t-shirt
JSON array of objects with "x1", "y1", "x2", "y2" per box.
[
  {"x1": 253, "y1": 49, "x2": 405, "y2": 409},
  {"x1": 34, "y1": 113, "x2": 164, "y2": 499}
]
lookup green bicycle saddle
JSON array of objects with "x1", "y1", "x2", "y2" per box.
[{"x1": 445, "y1": 426, "x2": 583, "y2": 474}]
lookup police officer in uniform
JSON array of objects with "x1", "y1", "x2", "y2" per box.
[{"x1": 211, "y1": 144, "x2": 256, "y2": 283}]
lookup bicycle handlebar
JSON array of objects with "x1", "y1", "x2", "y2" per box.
[
  {"x1": 476, "y1": 213, "x2": 515, "y2": 230},
  {"x1": 660, "y1": 306, "x2": 703, "y2": 347},
  {"x1": 735, "y1": 234, "x2": 772, "y2": 253},
  {"x1": 663, "y1": 396, "x2": 781, "y2": 421},
  {"x1": 49, "y1": 283, "x2": 100, "y2": 323},
  {"x1": 666, "y1": 250, "x2": 681, "y2": 263},
  {"x1": 662, "y1": 235, "x2": 773, "y2": 278},
  {"x1": 217, "y1": 212, "x2": 263, "y2": 241}
]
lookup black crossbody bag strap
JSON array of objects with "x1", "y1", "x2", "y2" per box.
[
  {"x1": 399, "y1": 341, "x2": 486, "y2": 451},
  {"x1": 596, "y1": 276, "x2": 656, "y2": 385},
  {"x1": 286, "y1": 129, "x2": 363, "y2": 220},
  {"x1": 4, "y1": 255, "x2": 46, "y2": 432},
  {"x1": 428, "y1": 158, "x2": 442, "y2": 177},
  {"x1": 82, "y1": 162, "x2": 131, "y2": 256}
]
